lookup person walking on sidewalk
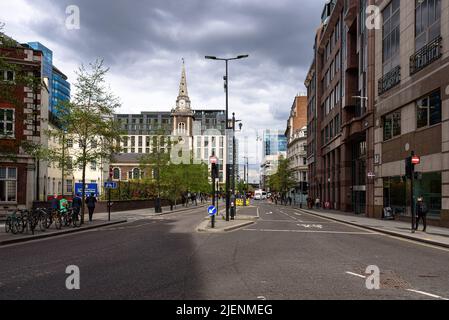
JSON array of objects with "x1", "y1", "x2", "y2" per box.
[
  {"x1": 72, "y1": 194, "x2": 82, "y2": 225},
  {"x1": 86, "y1": 193, "x2": 97, "y2": 222},
  {"x1": 415, "y1": 197, "x2": 429, "y2": 232}
]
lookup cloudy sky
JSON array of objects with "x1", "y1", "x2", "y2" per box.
[{"x1": 1, "y1": 0, "x2": 324, "y2": 183}]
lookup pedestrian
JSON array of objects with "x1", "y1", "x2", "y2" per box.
[
  {"x1": 315, "y1": 198, "x2": 320, "y2": 209},
  {"x1": 288, "y1": 196, "x2": 292, "y2": 206},
  {"x1": 86, "y1": 193, "x2": 97, "y2": 222},
  {"x1": 51, "y1": 194, "x2": 59, "y2": 211},
  {"x1": 72, "y1": 194, "x2": 82, "y2": 225},
  {"x1": 415, "y1": 197, "x2": 429, "y2": 232}
]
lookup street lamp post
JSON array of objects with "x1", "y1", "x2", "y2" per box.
[{"x1": 205, "y1": 54, "x2": 248, "y2": 222}]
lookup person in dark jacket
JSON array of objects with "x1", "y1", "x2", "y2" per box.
[
  {"x1": 72, "y1": 194, "x2": 82, "y2": 224},
  {"x1": 51, "y1": 194, "x2": 59, "y2": 211},
  {"x1": 415, "y1": 197, "x2": 429, "y2": 232},
  {"x1": 86, "y1": 193, "x2": 97, "y2": 222}
]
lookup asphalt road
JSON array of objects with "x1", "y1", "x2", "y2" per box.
[{"x1": 0, "y1": 202, "x2": 449, "y2": 300}]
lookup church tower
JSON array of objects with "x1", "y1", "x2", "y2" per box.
[{"x1": 172, "y1": 59, "x2": 194, "y2": 136}]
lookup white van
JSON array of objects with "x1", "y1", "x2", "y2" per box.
[{"x1": 254, "y1": 190, "x2": 267, "y2": 200}]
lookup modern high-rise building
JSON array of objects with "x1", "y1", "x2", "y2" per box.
[
  {"x1": 260, "y1": 129, "x2": 287, "y2": 190},
  {"x1": 27, "y1": 42, "x2": 71, "y2": 122}
]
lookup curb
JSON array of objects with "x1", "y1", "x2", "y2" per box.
[
  {"x1": 296, "y1": 208, "x2": 449, "y2": 249},
  {"x1": 0, "y1": 220, "x2": 128, "y2": 246},
  {"x1": 197, "y1": 220, "x2": 255, "y2": 233},
  {"x1": 153, "y1": 204, "x2": 207, "y2": 216}
]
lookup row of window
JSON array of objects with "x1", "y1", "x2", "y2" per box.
[
  {"x1": 382, "y1": 0, "x2": 441, "y2": 75},
  {"x1": 321, "y1": 114, "x2": 341, "y2": 146},
  {"x1": 383, "y1": 90, "x2": 441, "y2": 141}
]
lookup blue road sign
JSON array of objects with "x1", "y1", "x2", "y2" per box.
[
  {"x1": 75, "y1": 183, "x2": 98, "y2": 197},
  {"x1": 104, "y1": 181, "x2": 118, "y2": 189},
  {"x1": 208, "y1": 205, "x2": 217, "y2": 217}
]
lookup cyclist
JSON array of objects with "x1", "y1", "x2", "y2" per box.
[{"x1": 60, "y1": 196, "x2": 69, "y2": 214}]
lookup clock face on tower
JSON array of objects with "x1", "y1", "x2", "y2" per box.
[{"x1": 179, "y1": 99, "x2": 186, "y2": 109}]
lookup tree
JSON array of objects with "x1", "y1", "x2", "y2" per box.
[
  {"x1": 55, "y1": 59, "x2": 122, "y2": 223},
  {"x1": 267, "y1": 156, "x2": 296, "y2": 200}
]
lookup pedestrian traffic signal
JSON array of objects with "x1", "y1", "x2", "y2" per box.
[{"x1": 405, "y1": 156, "x2": 413, "y2": 179}]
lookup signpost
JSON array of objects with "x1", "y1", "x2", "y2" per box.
[
  {"x1": 210, "y1": 154, "x2": 219, "y2": 228},
  {"x1": 104, "y1": 181, "x2": 117, "y2": 222},
  {"x1": 406, "y1": 152, "x2": 420, "y2": 233}
]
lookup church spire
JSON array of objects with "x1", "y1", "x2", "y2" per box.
[
  {"x1": 175, "y1": 58, "x2": 191, "y2": 111},
  {"x1": 178, "y1": 58, "x2": 189, "y2": 99}
]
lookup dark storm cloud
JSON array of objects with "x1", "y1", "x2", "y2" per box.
[{"x1": 25, "y1": 0, "x2": 323, "y2": 71}]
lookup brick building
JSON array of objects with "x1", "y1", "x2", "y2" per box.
[
  {"x1": 305, "y1": 0, "x2": 376, "y2": 215},
  {"x1": 0, "y1": 40, "x2": 43, "y2": 211}
]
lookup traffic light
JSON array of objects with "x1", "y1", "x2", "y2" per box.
[
  {"x1": 211, "y1": 163, "x2": 219, "y2": 180},
  {"x1": 405, "y1": 157, "x2": 413, "y2": 179}
]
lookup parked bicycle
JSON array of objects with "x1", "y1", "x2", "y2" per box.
[{"x1": 61, "y1": 208, "x2": 81, "y2": 228}]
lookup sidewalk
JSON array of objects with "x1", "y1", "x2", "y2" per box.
[
  {"x1": 0, "y1": 219, "x2": 127, "y2": 246},
  {"x1": 0, "y1": 204, "x2": 207, "y2": 246},
  {"x1": 296, "y1": 207, "x2": 449, "y2": 249},
  {"x1": 197, "y1": 206, "x2": 259, "y2": 233}
]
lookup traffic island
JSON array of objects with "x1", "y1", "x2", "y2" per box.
[{"x1": 196, "y1": 214, "x2": 257, "y2": 233}]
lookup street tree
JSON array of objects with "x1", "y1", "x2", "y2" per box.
[
  {"x1": 267, "y1": 156, "x2": 296, "y2": 200},
  {"x1": 54, "y1": 59, "x2": 122, "y2": 223}
]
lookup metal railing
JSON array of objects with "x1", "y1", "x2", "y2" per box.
[
  {"x1": 378, "y1": 65, "x2": 401, "y2": 95},
  {"x1": 410, "y1": 36, "x2": 442, "y2": 75}
]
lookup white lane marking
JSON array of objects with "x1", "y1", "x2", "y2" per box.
[
  {"x1": 406, "y1": 289, "x2": 449, "y2": 300},
  {"x1": 279, "y1": 210, "x2": 298, "y2": 221},
  {"x1": 243, "y1": 229, "x2": 380, "y2": 235},
  {"x1": 257, "y1": 296, "x2": 267, "y2": 300},
  {"x1": 345, "y1": 272, "x2": 367, "y2": 279},
  {"x1": 298, "y1": 224, "x2": 323, "y2": 229}
]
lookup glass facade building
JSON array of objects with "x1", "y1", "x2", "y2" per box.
[
  {"x1": 263, "y1": 130, "x2": 287, "y2": 157},
  {"x1": 27, "y1": 42, "x2": 70, "y2": 122}
]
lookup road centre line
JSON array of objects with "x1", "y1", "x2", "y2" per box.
[{"x1": 345, "y1": 271, "x2": 449, "y2": 300}]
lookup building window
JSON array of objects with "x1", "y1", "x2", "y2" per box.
[
  {"x1": 1, "y1": 70, "x2": 15, "y2": 82},
  {"x1": 415, "y1": 0, "x2": 441, "y2": 50},
  {"x1": 0, "y1": 167, "x2": 17, "y2": 202},
  {"x1": 67, "y1": 139, "x2": 73, "y2": 148},
  {"x1": 132, "y1": 168, "x2": 140, "y2": 180},
  {"x1": 178, "y1": 122, "x2": 186, "y2": 134},
  {"x1": 0, "y1": 109, "x2": 14, "y2": 137},
  {"x1": 66, "y1": 180, "x2": 73, "y2": 193},
  {"x1": 90, "y1": 139, "x2": 97, "y2": 149},
  {"x1": 382, "y1": 0, "x2": 400, "y2": 74},
  {"x1": 417, "y1": 91, "x2": 441, "y2": 129},
  {"x1": 90, "y1": 161, "x2": 97, "y2": 171},
  {"x1": 383, "y1": 111, "x2": 401, "y2": 141},
  {"x1": 113, "y1": 168, "x2": 120, "y2": 180}
]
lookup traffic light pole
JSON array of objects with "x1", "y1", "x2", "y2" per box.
[{"x1": 410, "y1": 151, "x2": 415, "y2": 233}]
